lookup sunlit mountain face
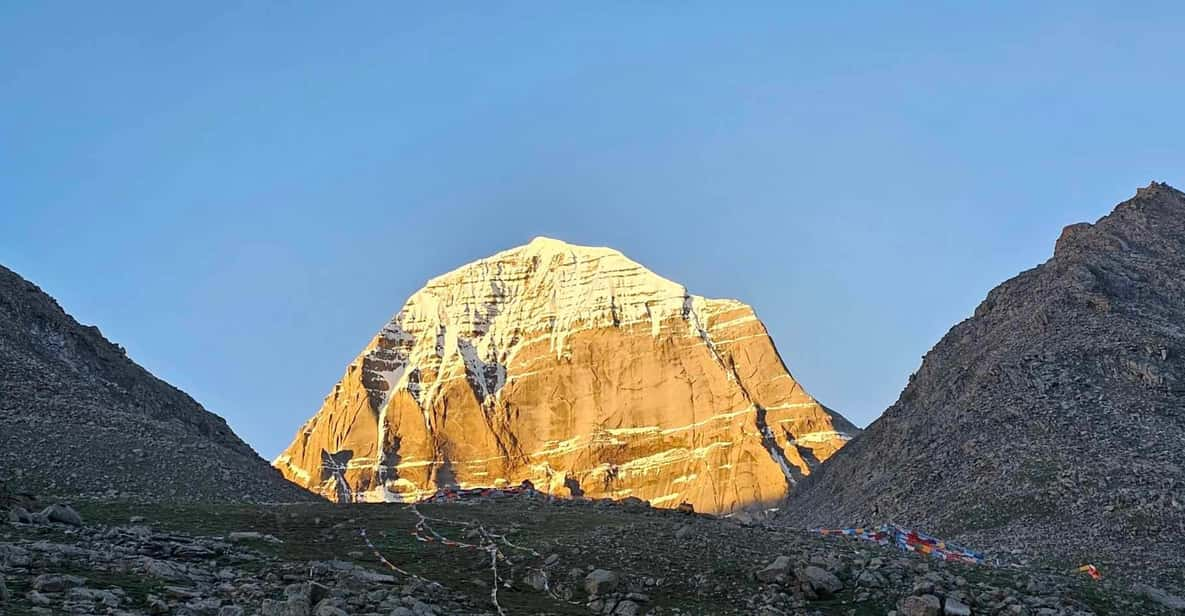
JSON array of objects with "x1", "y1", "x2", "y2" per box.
[{"x1": 274, "y1": 237, "x2": 856, "y2": 513}]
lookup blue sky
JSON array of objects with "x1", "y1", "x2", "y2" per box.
[{"x1": 3, "y1": 3, "x2": 1183, "y2": 458}]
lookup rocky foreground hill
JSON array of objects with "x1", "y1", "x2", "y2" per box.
[
  {"x1": 0, "y1": 265, "x2": 312, "y2": 502},
  {"x1": 781, "y1": 183, "x2": 1185, "y2": 584},
  {"x1": 3, "y1": 491, "x2": 1183, "y2": 615},
  {"x1": 275, "y1": 237, "x2": 856, "y2": 513}
]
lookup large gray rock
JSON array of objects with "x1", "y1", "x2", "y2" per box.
[
  {"x1": 7, "y1": 506, "x2": 31, "y2": 524},
  {"x1": 944, "y1": 596, "x2": 972, "y2": 616},
  {"x1": 943, "y1": 597, "x2": 971, "y2": 616},
  {"x1": 857, "y1": 570, "x2": 887, "y2": 588},
  {"x1": 315, "y1": 605, "x2": 348, "y2": 616},
  {"x1": 614, "y1": 599, "x2": 642, "y2": 615},
  {"x1": 143, "y1": 558, "x2": 189, "y2": 581},
  {"x1": 286, "y1": 596, "x2": 311, "y2": 616},
  {"x1": 227, "y1": 531, "x2": 283, "y2": 544},
  {"x1": 1134, "y1": 583, "x2": 1185, "y2": 611},
  {"x1": 68, "y1": 587, "x2": 121, "y2": 607},
  {"x1": 620, "y1": 496, "x2": 649, "y2": 511},
  {"x1": 900, "y1": 594, "x2": 942, "y2": 616},
  {"x1": 183, "y1": 596, "x2": 223, "y2": 615},
  {"x1": 26, "y1": 590, "x2": 52, "y2": 606},
  {"x1": 802, "y1": 565, "x2": 843, "y2": 598},
  {"x1": 0, "y1": 544, "x2": 30, "y2": 567},
  {"x1": 410, "y1": 601, "x2": 436, "y2": 616},
  {"x1": 521, "y1": 569, "x2": 548, "y2": 592},
  {"x1": 40, "y1": 503, "x2": 82, "y2": 526},
  {"x1": 260, "y1": 598, "x2": 310, "y2": 616},
  {"x1": 584, "y1": 569, "x2": 621, "y2": 596},
  {"x1": 32, "y1": 573, "x2": 86, "y2": 592},
  {"x1": 756, "y1": 556, "x2": 793, "y2": 583}
]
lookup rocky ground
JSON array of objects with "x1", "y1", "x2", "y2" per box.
[{"x1": 2, "y1": 491, "x2": 1181, "y2": 615}]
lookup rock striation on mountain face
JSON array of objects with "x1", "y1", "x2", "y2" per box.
[
  {"x1": 782, "y1": 183, "x2": 1185, "y2": 579},
  {"x1": 0, "y1": 264, "x2": 314, "y2": 502},
  {"x1": 275, "y1": 237, "x2": 856, "y2": 513}
]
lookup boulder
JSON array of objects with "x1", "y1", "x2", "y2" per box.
[
  {"x1": 730, "y1": 510, "x2": 757, "y2": 526},
  {"x1": 69, "y1": 587, "x2": 121, "y2": 607},
  {"x1": 756, "y1": 556, "x2": 793, "y2": 583},
  {"x1": 315, "y1": 605, "x2": 348, "y2": 616},
  {"x1": 0, "y1": 544, "x2": 30, "y2": 567},
  {"x1": 286, "y1": 595, "x2": 312, "y2": 616},
  {"x1": 620, "y1": 496, "x2": 650, "y2": 511},
  {"x1": 32, "y1": 573, "x2": 87, "y2": 592},
  {"x1": 944, "y1": 596, "x2": 972, "y2": 616},
  {"x1": 181, "y1": 596, "x2": 222, "y2": 614},
  {"x1": 521, "y1": 569, "x2": 548, "y2": 592},
  {"x1": 40, "y1": 503, "x2": 83, "y2": 526},
  {"x1": 143, "y1": 558, "x2": 189, "y2": 581},
  {"x1": 7, "y1": 506, "x2": 31, "y2": 524},
  {"x1": 857, "y1": 570, "x2": 886, "y2": 588},
  {"x1": 802, "y1": 565, "x2": 843, "y2": 598},
  {"x1": 227, "y1": 531, "x2": 283, "y2": 544},
  {"x1": 1134, "y1": 584, "x2": 1185, "y2": 611},
  {"x1": 584, "y1": 569, "x2": 620, "y2": 596},
  {"x1": 410, "y1": 601, "x2": 436, "y2": 616},
  {"x1": 260, "y1": 598, "x2": 311, "y2": 616},
  {"x1": 900, "y1": 594, "x2": 942, "y2": 616},
  {"x1": 614, "y1": 599, "x2": 642, "y2": 615}
]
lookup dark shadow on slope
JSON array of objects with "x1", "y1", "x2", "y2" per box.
[
  {"x1": 321, "y1": 449, "x2": 355, "y2": 504},
  {"x1": 564, "y1": 476, "x2": 585, "y2": 497},
  {"x1": 795, "y1": 443, "x2": 823, "y2": 470},
  {"x1": 754, "y1": 405, "x2": 804, "y2": 487},
  {"x1": 433, "y1": 454, "x2": 458, "y2": 489}
]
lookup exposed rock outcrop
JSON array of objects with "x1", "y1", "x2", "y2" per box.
[
  {"x1": 0, "y1": 264, "x2": 313, "y2": 502},
  {"x1": 782, "y1": 183, "x2": 1185, "y2": 584},
  {"x1": 275, "y1": 237, "x2": 856, "y2": 513}
]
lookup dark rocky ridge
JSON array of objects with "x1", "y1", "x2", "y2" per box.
[
  {"x1": 0, "y1": 264, "x2": 314, "y2": 502},
  {"x1": 781, "y1": 183, "x2": 1185, "y2": 587}
]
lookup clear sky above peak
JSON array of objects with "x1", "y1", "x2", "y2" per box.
[{"x1": 3, "y1": 3, "x2": 1183, "y2": 458}]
